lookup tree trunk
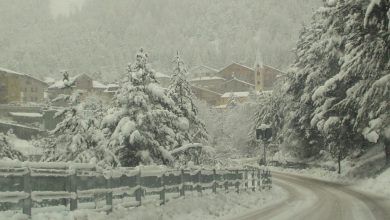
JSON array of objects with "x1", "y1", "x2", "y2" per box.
[
  {"x1": 384, "y1": 138, "x2": 390, "y2": 167},
  {"x1": 338, "y1": 153, "x2": 341, "y2": 174}
]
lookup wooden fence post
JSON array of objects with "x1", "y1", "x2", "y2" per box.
[
  {"x1": 257, "y1": 169, "x2": 261, "y2": 191},
  {"x1": 180, "y1": 169, "x2": 185, "y2": 197},
  {"x1": 135, "y1": 169, "x2": 142, "y2": 204},
  {"x1": 69, "y1": 168, "x2": 78, "y2": 211},
  {"x1": 197, "y1": 170, "x2": 202, "y2": 194},
  {"x1": 105, "y1": 171, "x2": 113, "y2": 213},
  {"x1": 235, "y1": 170, "x2": 239, "y2": 194},
  {"x1": 22, "y1": 167, "x2": 32, "y2": 217},
  {"x1": 212, "y1": 169, "x2": 217, "y2": 194},
  {"x1": 244, "y1": 170, "x2": 248, "y2": 191},
  {"x1": 251, "y1": 170, "x2": 255, "y2": 192},
  {"x1": 224, "y1": 172, "x2": 228, "y2": 192},
  {"x1": 160, "y1": 173, "x2": 165, "y2": 205}
]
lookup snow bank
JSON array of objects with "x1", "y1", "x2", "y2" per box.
[{"x1": 356, "y1": 168, "x2": 390, "y2": 197}]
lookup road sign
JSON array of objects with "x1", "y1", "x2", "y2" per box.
[{"x1": 256, "y1": 124, "x2": 272, "y2": 142}]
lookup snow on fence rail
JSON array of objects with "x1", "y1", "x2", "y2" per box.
[{"x1": 0, "y1": 162, "x2": 272, "y2": 217}]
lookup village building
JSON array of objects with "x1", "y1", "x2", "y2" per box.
[
  {"x1": 218, "y1": 63, "x2": 255, "y2": 84},
  {"x1": 254, "y1": 64, "x2": 284, "y2": 91},
  {"x1": 188, "y1": 65, "x2": 219, "y2": 79},
  {"x1": 0, "y1": 67, "x2": 48, "y2": 104},
  {"x1": 47, "y1": 73, "x2": 113, "y2": 105},
  {"x1": 188, "y1": 62, "x2": 284, "y2": 106},
  {"x1": 190, "y1": 76, "x2": 226, "y2": 91},
  {"x1": 191, "y1": 85, "x2": 222, "y2": 106},
  {"x1": 217, "y1": 77, "x2": 255, "y2": 93}
]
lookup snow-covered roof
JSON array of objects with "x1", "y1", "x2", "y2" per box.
[
  {"x1": 0, "y1": 67, "x2": 24, "y2": 76},
  {"x1": 190, "y1": 76, "x2": 225, "y2": 81},
  {"x1": 48, "y1": 74, "x2": 80, "y2": 89},
  {"x1": 104, "y1": 83, "x2": 119, "y2": 93},
  {"x1": 155, "y1": 72, "x2": 171, "y2": 78},
  {"x1": 9, "y1": 112, "x2": 43, "y2": 118},
  {"x1": 221, "y1": 91, "x2": 250, "y2": 98},
  {"x1": 92, "y1": 80, "x2": 107, "y2": 89},
  {"x1": 49, "y1": 74, "x2": 107, "y2": 89},
  {"x1": 0, "y1": 67, "x2": 47, "y2": 85},
  {"x1": 260, "y1": 64, "x2": 286, "y2": 74},
  {"x1": 190, "y1": 85, "x2": 222, "y2": 96},
  {"x1": 224, "y1": 77, "x2": 255, "y2": 87},
  {"x1": 44, "y1": 77, "x2": 56, "y2": 85},
  {"x1": 219, "y1": 62, "x2": 254, "y2": 73},
  {"x1": 213, "y1": 104, "x2": 227, "y2": 109}
]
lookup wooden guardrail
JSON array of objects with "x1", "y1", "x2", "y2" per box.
[{"x1": 0, "y1": 162, "x2": 272, "y2": 217}]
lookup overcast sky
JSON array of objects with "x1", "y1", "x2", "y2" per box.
[{"x1": 50, "y1": 0, "x2": 85, "y2": 17}]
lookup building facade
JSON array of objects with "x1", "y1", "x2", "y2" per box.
[
  {"x1": 188, "y1": 62, "x2": 284, "y2": 106},
  {"x1": 0, "y1": 68, "x2": 48, "y2": 104},
  {"x1": 255, "y1": 64, "x2": 283, "y2": 91}
]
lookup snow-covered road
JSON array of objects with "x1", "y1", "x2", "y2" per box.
[{"x1": 227, "y1": 172, "x2": 390, "y2": 220}]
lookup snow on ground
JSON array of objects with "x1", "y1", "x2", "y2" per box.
[
  {"x1": 0, "y1": 187, "x2": 286, "y2": 220},
  {"x1": 270, "y1": 165, "x2": 390, "y2": 198}
]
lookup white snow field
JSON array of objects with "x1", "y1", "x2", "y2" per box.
[{"x1": 229, "y1": 172, "x2": 390, "y2": 220}]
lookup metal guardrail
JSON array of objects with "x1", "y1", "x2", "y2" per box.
[{"x1": 0, "y1": 162, "x2": 272, "y2": 217}]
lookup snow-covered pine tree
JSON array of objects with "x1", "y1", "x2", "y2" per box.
[
  {"x1": 309, "y1": 0, "x2": 390, "y2": 171},
  {"x1": 271, "y1": 0, "x2": 389, "y2": 172},
  {"x1": 102, "y1": 48, "x2": 187, "y2": 167},
  {"x1": 0, "y1": 132, "x2": 23, "y2": 161},
  {"x1": 167, "y1": 52, "x2": 208, "y2": 144},
  {"x1": 42, "y1": 92, "x2": 116, "y2": 167}
]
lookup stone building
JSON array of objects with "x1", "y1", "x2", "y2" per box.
[{"x1": 0, "y1": 67, "x2": 48, "y2": 104}]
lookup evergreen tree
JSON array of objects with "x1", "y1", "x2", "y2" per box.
[
  {"x1": 167, "y1": 52, "x2": 209, "y2": 144},
  {"x1": 266, "y1": 0, "x2": 390, "y2": 172},
  {"x1": 0, "y1": 132, "x2": 24, "y2": 161},
  {"x1": 41, "y1": 92, "x2": 116, "y2": 167},
  {"x1": 102, "y1": 49, "x2": 186, "y2": 166}
]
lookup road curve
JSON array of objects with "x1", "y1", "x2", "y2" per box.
[{"x1": 229, "y1": 172, "x2": 390, "y2": 220}]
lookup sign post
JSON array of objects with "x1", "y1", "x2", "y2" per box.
[{"x1": 256, "y1": 124, "x2": 272, "y2": 166}]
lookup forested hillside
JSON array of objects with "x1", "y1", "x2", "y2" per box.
[
  {"x1": 254, "y1": 0, "x2": 390, "y2": 173},
  {"x1": 0, "y1": 0, "x2": 320, "y2": 81}
]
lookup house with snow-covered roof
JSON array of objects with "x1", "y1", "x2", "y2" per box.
[
  {"x1": 188, "y1": 62, "x2": 284, "y2": 106},
  {"x1": 218, "y1": 62, "x2": 255, "y2": 85},
  {"x1": 47, "y1": 73, "x2": 112, "y2": 105},
  {"x1": 217, "y1": 77, "x2": 255, "y2": 93},
  {"x1": 190, "y1": 76, "x2": 226, "y2": 91},
  {"x1": 0, "y1": 67, "x2": 48, "y2": 104},
  {"x1": 189, "y1": 65, "x2": 219, "y2": 79}
]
